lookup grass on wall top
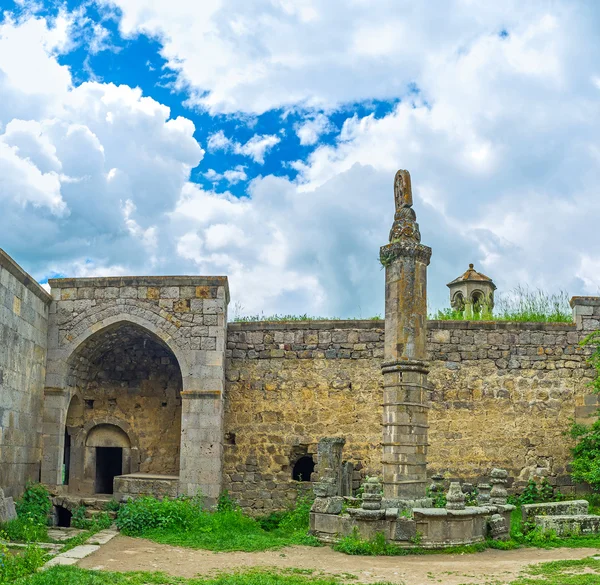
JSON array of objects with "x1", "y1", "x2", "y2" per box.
[
  {"x1": 230, "y1": 287, "x2": 573, "y2": 324},
  {"x1": 430, "y1": 287, "x2": 573, "y2": 323}
]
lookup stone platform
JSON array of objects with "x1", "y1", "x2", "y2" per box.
[{"x1": 114, "y1": 473, "x2": 179, "y2": 500}]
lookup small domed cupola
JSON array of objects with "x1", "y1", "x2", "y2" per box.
[{"x1": 447, "y1": 263, "x2": 496, "y2": 318}]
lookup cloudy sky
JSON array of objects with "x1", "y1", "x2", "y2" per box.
[{"x1": 1, "y1": 1, "x2": 599, "y2": 318}]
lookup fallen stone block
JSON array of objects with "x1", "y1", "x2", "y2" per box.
[
  {"x1": 535, "y1": 514, "x2": 600, "y2": 537},
  {"x1": 522, "y1": 500, "x2": 588, "y2": 526}
]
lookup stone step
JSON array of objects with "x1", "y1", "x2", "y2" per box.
[
  {"x1": 535, "y1": 514, "x2": 600, "y2": 537},
  {"x1": 522, "y1": 500, "x2": 589, "y2": 525}
]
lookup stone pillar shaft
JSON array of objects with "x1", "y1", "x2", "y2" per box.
[{"x1": 380, "y1": 171, "x2": 432, "y2": 501}]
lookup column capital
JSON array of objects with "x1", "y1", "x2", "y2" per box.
[{"x1": 380, "y1": 240, "x2": 432, "y2": 267}]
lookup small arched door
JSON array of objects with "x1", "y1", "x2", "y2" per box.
[{"x1": 86, "y1": 424, "x2": 131, "y2": 494}]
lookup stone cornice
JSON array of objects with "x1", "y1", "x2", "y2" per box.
[{"x1": 380, "y1": 240, "x2": 432, "y2": 266}]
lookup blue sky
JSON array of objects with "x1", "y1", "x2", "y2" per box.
[{"x1": 1, "y1": 0, "x2": 599, "y2": 317}]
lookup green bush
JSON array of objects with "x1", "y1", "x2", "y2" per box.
[
  {"x1": 1, "y1": 518, "x2": 48, "y2": 543},
  {"x1": 0, "y1": 541, "x2": 47, "y2": 583},
  {"x1": 70, "y1": 507, "x2": 112, "y2": 531},
  {"x1": 508, "y1": 478, "x2": 563, "y2": 507},
  {"x1": 15, "y1": 484, "x2": 51, "y2": 527},
  {"x1": 114, "y1": 492, "x2": 317, "y2": 552},
  {"x1": 103, "y1": 499, "x2": 121, "y2": 513},
  {"x1": 334, "y1": 529, "x2": 405, "y2": 556},
  {"x1": 116, "y1": 496, "x2": 200, "y2": 534},
  {"x1": 570, "y1": 331, "x2": 600, "y2": 491}
]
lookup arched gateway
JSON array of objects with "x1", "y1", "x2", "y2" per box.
[{"x1": 41, "y1": 275, "x2": 229, "y2": 505}]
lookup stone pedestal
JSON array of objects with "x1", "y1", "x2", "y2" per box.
[{"x1": 380, "y1": 170, "x2": 432, "y2": 500}]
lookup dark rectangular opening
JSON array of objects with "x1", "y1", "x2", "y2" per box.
[{"x1": 95, "y1": 447, "x2": 122, "y2": 494}]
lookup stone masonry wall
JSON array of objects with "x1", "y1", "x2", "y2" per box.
[
  {"x1": 224, "y1": 310, "x2": 598, "y2": 512},
  {"x1": 0, "y1": 249, "x2": 51, "y2": 498},
  {"x1": 43, "y1": 275, "x2": 229, "y2": 501},
  {"x1": 224, "y1": 321, "x2": 383, "y2": 512}
]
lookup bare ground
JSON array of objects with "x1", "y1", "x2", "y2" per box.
[{"x1": 78, "y1": 535, "x2": 600, "y2": 585}]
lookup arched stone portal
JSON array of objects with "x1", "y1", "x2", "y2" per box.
[
  {"x1": 57, "y1": 322, "x2": 183, "y2": 494},
  {"x1": 41, "y1": 276, "x2": 229, "y2": 504}
]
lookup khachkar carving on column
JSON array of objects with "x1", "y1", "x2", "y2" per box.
[{"x1": 380, "y1": 170, "x2": 432, "y2": 501}]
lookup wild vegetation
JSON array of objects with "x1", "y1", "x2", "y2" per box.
[
  {"x1": 431, "y1": 286, "x2": 572, "y2": 323},
  {"x1": 115, "y1": 490, "x2": 318, "y2": 552},
  {"x1": 569, "y1": 331, "x2": 600, "y2": 491}
]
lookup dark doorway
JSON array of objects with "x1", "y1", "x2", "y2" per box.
[
  {"x1": 56, "y1": 506, "x2": 72, "y2": 527},
  {"x1": 95, "y1": 447, "x2": 122, "y2": 494},
  {"x1": 63, "y1": 429, "x2": 71, "y2": 485},
  {"x1": 292, "y1": 456, "x2": 315, "y2": 482}
]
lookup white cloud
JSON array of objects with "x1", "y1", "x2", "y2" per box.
[
  {"x1": 100, "y1": 0, "x2": 582, "y2": 115},
  {"x1": 223, "y1": 165, "x2": 247, "y2": 184},
  {"x1": 3, "y1": 4, "x2": 600, "y2": 319},
  {"x1": 234, "y1": 134, "x2": 279, "y2": 163},
  {"x1": 0, "y1": 14, "x2": 203, "y2": 280},
  {"x1": 295, "y1": 113, "x2": 333, "y2": 146},
  {"x1": 207, "y1": 130, "x2": 231, "y2": 151},
  {"x1": 206, "y1": 130, "x2": 279, "y2": 164}
]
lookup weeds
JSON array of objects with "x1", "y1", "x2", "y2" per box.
[
  {"x1": 0, "y1": 540, "x2": 47, "y2": 584},
  {"x1": 71, "y1": 506, "x2": 112, "y2": 531},
  {"x1": 1, "y1": 484, "x2": 51, "y2": 543},
  {"x1": 115, "y1": 491, "x2": 318, "y2": 552},
  {"x1": 431, "y1": 286, "x2": 572, "y2": 323},
  {"x1": 13, "y1": 566, "x2": 394, "y2": 584}
]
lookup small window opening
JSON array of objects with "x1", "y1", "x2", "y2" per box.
[
  {"x1": 225, "y1": 432, "x2": 236, "y2": 445},
  {"x1": 56, "y1": 506, "x2": 72, "y2": 527},
  {"x1": 85, "y1": 399, "x2": 94, "y2": 409},
  {"x1": 292, "y1": 456, "x2": 315, "y2": 482},
  {"x1": 161, "y1": 401, "x2": 168, "y2": 407}
]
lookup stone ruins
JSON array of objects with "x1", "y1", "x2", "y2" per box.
[{"x1": 1, "y1": 170, "x2": 600, "y2": 539}]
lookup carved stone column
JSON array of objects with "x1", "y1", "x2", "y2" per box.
[{"x1": 380, "y1": 170, "x2": 432, "y2": 501}]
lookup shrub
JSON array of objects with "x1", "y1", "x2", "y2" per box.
[
  {"x1": 334, "y1": 529, "x2": 405, "y2": 556},
  {"x1": 508, "y1": 478, "x2": 564, "y2": 507},
  {"x1": 0, "y1": 540, "x2": 47, "y2": 583},
  {"x1": 70, "y1": 507, "x2": 112, "y2": 531},
  {"x1": 1, "y1": 517, "x2": 48, "y2": 543},
  {"x1": 570, "y1": 331, "x2": 600, "y2": 491},
  {"x1": 116, "y1": 496, "x2": 201, "y2": 535},
  {"x1": 15, "y1": 483, "x2": 51, "y2": 527},
  {"x1": 217, "y1": 490, "x2": 239, "y2": 513},
  {"x1": 103, "y1": 499, "x2": 121, "y2": 513}
]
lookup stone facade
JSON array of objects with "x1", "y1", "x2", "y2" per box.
[
  {"x1": 0, "y1": 250, "x2": 50, "y2": 498},
  {"x1": 41, "y1": 275, "x2": 229, "y2": 504},
  {"x1": 223, "y1": 304, "x2": 598, "y2": 511},
  {"x1": 1, "y1": 243, "x2": 600, "y2": 514}
]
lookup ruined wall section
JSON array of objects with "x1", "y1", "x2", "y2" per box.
[
  {"x1": 427, "y1": 319, "x2": 595, "y2": 489},
  {"x1": 225, "y1": 314, "x2": 597, "y2": 512},
  {"x1": 0, "y1": 250, "x2": 51, "y2": 498},
  {"x1": 224, "y1": 321, "x2": 384, "y2": 512}
]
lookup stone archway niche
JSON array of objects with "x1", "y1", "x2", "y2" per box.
[{"x1": 41, "y1": 275, "x2": 229, "y2": 505}]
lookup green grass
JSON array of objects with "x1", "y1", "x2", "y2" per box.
[
  {"x1": 13, "y1": 557, "x2": 600, "y2": 585},
  {"x1": 232, "y1": 314, "x2": 382, "y2": 323},
  {"x1": 115, "y1": 493, "x2": 319, "y2": 552},
  {"x1": 13, "y1": 567, "x2": 393, "y2": 585},
  {"x1": 431, "y1": 286, "x2": 572, "y2": 323},
  {"x1": 508, "y1": 556, "x2": 600, "y2": 585}
]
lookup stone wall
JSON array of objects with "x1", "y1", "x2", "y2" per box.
[
  {"x1": 43, "y1": 275, "x2": 229, "y2": 502},
  {"x1": 224, "y1": 305, "x2": 599, "y2": 512},
  {"x1": 0, "y1": 249, "x2": 51, "y2": 498},
  {"x1": 224, "y1": 321, "x2": 384, "y2": 512}
]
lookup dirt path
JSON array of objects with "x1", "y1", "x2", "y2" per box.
[{"x1": 78, "y1": 536, "x2": 600, "y2": 585}]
